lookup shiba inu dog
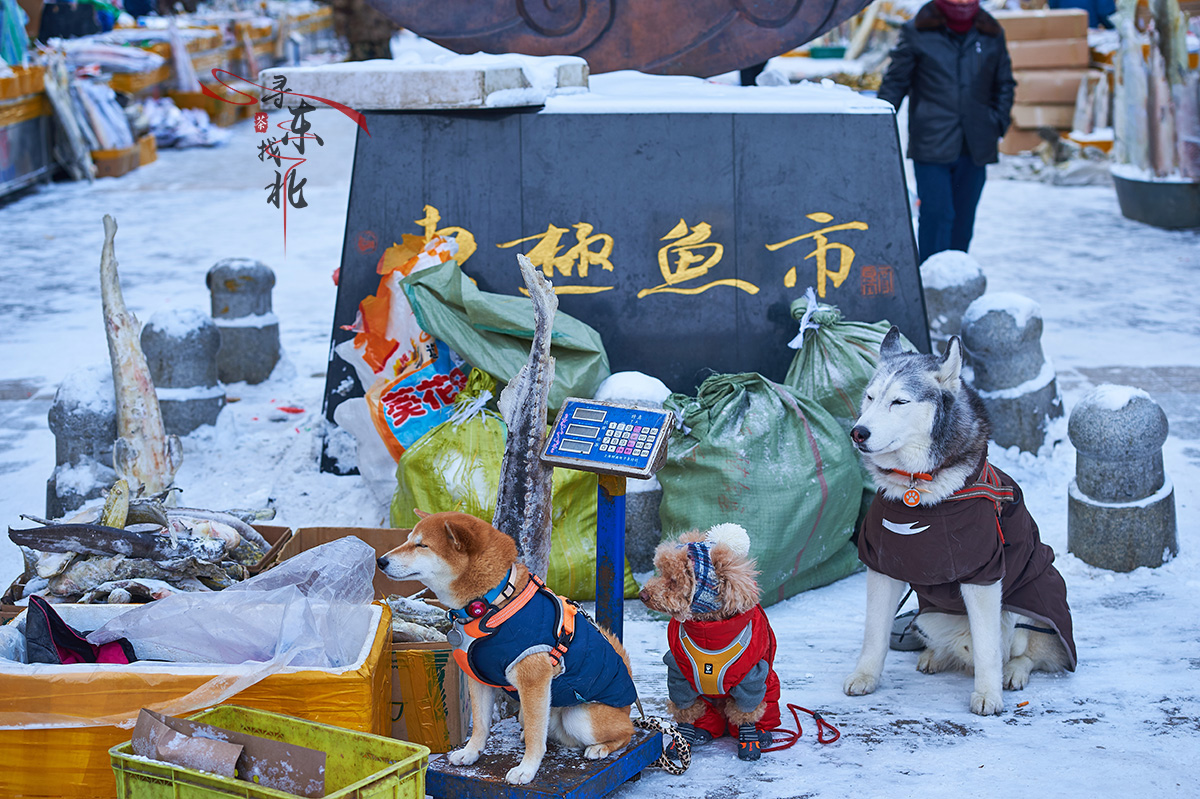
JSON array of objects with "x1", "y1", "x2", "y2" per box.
[
  {"x1": 843, "y1": 328, "x2": 1076, "y2": 716},
  {"x1": 377, "y1": 511, "x2": 636, "y2": 784}
]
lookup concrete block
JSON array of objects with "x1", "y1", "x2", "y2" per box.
[
  {"x1": 920, "y1": 250, "x2": 986, "y2": 349},
  {"x1": 142, "y1": 308, "x2": 226, "y2": 435},
  {"x1": 207, "y1": 258, "x2": 281, "y2": 385},
  {"x1": 962, "y1": 292, "x2": 1063, "y2": 452},
  {"x1": 259, "y1": 53, "x2": 589, "y2": 111},
  {"x1": 1067, "y1": 385, "x2": 1177, "y2": 571}
]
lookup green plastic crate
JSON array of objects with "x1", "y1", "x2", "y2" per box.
[{"x1": 110, "y1": 705, "x2": 429, "y2": 799}]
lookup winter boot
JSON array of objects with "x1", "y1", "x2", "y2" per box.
[
  {"x1": 737, "y1": 723, "x2": 771, "y2": 761},
  {"x1": 666, "y1": 722, "x2": 712, "y2": 759}
]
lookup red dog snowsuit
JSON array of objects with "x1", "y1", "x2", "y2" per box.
[{"x1": 664, "y1": 605, "x2": 781, "y2": 737}]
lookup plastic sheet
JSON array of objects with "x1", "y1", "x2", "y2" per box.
[
  {"x1": 0, "y1": 623, "x2": 24, "y2": 663},
  {"x1": 89, "y1": 536, "x2": 377, "y2": 667},
  {"x1": 0, "y1": 538, "x2": 380, "y2": 732}
]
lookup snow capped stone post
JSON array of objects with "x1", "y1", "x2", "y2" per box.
[
  {"x1": 960, "y1": 292, "x2": 1063, "y2": 452},
  {"x1": 141, "y1": 309, "x2": 226, "y2": 435},
  {"x1": 45, "y1": 365, "x2": 118, "y2": 518},
  {"x1": 920, "y1": 251, "x2": 986, "y2": 354},
  {"x1": 1067, "y1": 386, "x2": 1177, "y2": 571},
  {"x1": 206, "y1": 258, "x2": 280, "y2": 384}
]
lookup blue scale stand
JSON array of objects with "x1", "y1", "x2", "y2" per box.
[{"x1": 426, "y1": 399, "x2": 674, "y2": 799}]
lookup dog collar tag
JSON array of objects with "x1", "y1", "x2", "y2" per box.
[
  {"x1": 903, "y1": 488, "x2": 921, "y2": 507},
  {"x1": 466, "y1": 599, "x2": 489, "y2": 618}
]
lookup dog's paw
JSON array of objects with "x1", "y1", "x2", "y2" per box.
[
  {"x1": 505, "y1": 760, "x2": 541, "y2": 785},
  {"x1": 916, "y1": 649, "x2": 939, "y2": 674},
  {"x1": 1003, "y1": 656, "x2": 1033, "y2": 690},
  {"x1": 447, "y1": 747, "x2": 481, "y2": 766},
  {"x1": 583, "y1": 743, "x2": 612, "y2": 760},
  {"x1": 970, "y1": 690, "x2": 1003, "y2": 716},
  {"x1": 843, "y1": 671, "x2": 878, "y2": 696}
]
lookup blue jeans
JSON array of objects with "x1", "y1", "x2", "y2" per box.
[{"x1": 913, "y1": 154, "x2": 987, "y2": 263}]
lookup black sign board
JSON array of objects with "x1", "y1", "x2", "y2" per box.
[{"x1": 322, "y1": 108, "x2": 927, "y2": 472}]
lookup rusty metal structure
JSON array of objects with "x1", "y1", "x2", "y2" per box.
[{"x1": 366, "y1": 0, "x2": 874, "y2": 76}]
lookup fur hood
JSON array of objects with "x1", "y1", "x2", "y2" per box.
[{"x1": 913, "y1": 1, "x2": 1003, "y2": 36}]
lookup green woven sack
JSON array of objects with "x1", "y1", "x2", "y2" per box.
[
  {"x1": 401, "y1": 259, "x2": 610, "y2": 410},
  {"x1": 660, "y1": 373, "x2": 863, "y2": 606},
  {"x1": 782, "y1": 290, "x2": 915, "y2": 521},
  {"x1": 390, "y1": 372, "x2": 638, "y2": 601}
]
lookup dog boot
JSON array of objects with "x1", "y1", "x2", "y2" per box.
[
  {"x1": 737, "y1": 723, "x2": 766, "y2": 761},
  {"x1": 666, "y1": 722, "x2": 712, "y2": 759}
]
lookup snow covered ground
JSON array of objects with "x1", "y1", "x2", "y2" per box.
[{"x1": 1, "y1": 85, "x2": 1198, "y2": 797}]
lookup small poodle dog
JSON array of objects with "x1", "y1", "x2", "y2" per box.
[{"x1": 639, "y1": 523, "x2": 780, "y2": 761}]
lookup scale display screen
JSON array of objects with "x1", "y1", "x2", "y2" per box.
[{"x1": 541, "y1": 399, "x2": 673, "y2": 478}]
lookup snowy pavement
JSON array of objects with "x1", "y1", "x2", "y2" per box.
[{"x1": 1, "y1": 104, "x2": 1199, "y2": 797}]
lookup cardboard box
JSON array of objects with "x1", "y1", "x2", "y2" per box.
[
  {"x1": 391, "y1": 641, "x2": 469, "y2": 753},
  {"x1": 1012, "y1": 103, "x2": 1077, "y2": 129},
  {"x1": 0, "y1": 602, "x2": 392, "y2": 799},
  {"x1": 282, "y1": 526, "x2": 421, "y2": 600},
  {"x1": 91, "y1": 144, "x2": 139, "y2": 178},
  {"x1": 993, "y1": 8, "x2": 1088, "y2": 41},
  {"x1": 1008, "y1": 38, "x2": 1090, "y2": 70},
  {"x1": 1014, "y1": 68, "x2": 1092, "y2": 104},
  {"x1": 248, "y1": 523, "x2": 293, "y2": 573},
  {"x1": 1000, "y1": 126, "x2": 1058, "y2": 155}
]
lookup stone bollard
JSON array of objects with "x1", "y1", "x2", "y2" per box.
[
  {"x1": 141, "y1": 308, "x2": 226, "y2": 436},
  {"x1": 1067, "y1": 385, "x2": 1177, "y2": 571},
  {"x1": 960, "y1": 292, "x2": 1063, "y2": 452},
  {"x1": 593, "y1": 371, "x2": 672, "y2": 574},
  {"x1": 920, "y1": 250, "x2": 986, "y2": 354},
  {"x1": 206, "y1": 258, "x2": 281, "y2": 384},
  {"x1": 45, "y1": 365, "x2": 118, "y2": 518}
]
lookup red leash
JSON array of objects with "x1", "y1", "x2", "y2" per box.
[{"x1": 762, "y1": 704, "x2": 840, "y2": 751}]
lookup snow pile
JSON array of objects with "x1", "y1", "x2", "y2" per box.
[
  {"x1": 1074, "y1": 383, "x2": 1152, "y2": 413},
  {"x1": 920, "y1": 250, "x2": 984, "y2": 291},
  {"x1": 962, "y1": 291, "x2": 1041, "y2": 329}
]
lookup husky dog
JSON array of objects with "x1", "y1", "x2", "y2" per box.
[{"x1": 843, "y1": 328, "x2": 1076, "y2": 716}]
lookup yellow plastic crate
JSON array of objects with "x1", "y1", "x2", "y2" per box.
[{"x1": 110, "y1": 705, "x2": 429, "y2": 799}]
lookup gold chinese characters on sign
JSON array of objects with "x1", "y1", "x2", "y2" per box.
[
  {"x1": 497, "y1": 223, "x2": 615, "y2": 294},
  {"x1": 409, "y1": 204, "x2": 877, "y2": 299},
  {"x1": 638, "y1": 219, "x2": 759, "y2": 298},
  {"x1": 764, "y1": 212, "x2": 869, "y2": 298}
]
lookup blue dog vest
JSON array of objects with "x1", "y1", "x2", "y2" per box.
[{"x1": 450, "y1": 576, "x2": 637, "y2": 708}]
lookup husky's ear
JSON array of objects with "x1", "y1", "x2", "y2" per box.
[
  {"x1": 413, "y1": 508, "x2": 431, "y2": 519},
  {"x1": 937, "y1": 337, "x2": 964, "y2": 391},
  {"x1": 880, "y1": 326, "x2": 905, "y2": 358},
  {"x1": 443, "y1": 520, "x2": 463, "y2": 551}
]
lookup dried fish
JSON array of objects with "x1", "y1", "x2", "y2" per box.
[
  {"x1": 100, "y1": 215, "x2": 183, "y2": 497},
  {"x1": 166, "y1": 508, "x2": 268, "y2": 566},
  {"x1": 34, "y1": 551, "x2": 77, "y2": 580},
  {"x1": 9, "y1": 523, "x2": 227, "y2": 563},
  {"x1": 492, "y1": 253, "x2": 557, "y2": 579},
  {"x1": 80, "y1": 578, "x2": 193, "y2": 604},
  {"x1": 385, "y1": 594, "x2": 453, "y2": 633},
  {"x1": 101, "y1": 478, "x2": 131, "y2": 528},
  {"x1": 391, "y1": 620, "x2": 447, "y2": 643},
  {"x1": 47, "y1": 555, "x2": 171, "y2": 596},
  {"x1": 126, "y1": 498, "x2": 170, "y2": 528}
]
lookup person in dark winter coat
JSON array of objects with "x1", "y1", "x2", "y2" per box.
[{"x1": 877, "y1": 0, "x2": 1016, "y2": 262}]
